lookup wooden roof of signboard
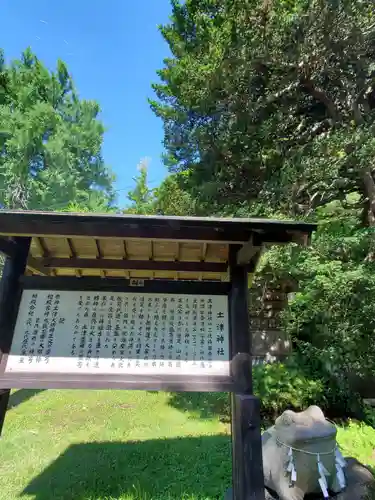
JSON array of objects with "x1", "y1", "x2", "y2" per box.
[{"x1": 0, "y1": 210, "x2": 317, "y2": 281}]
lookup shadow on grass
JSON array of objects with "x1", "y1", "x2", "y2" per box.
[
  {"x1": 8, "y1": 389, "x2": 45, "y2": 410},
  {"x1": 23, "y1": 435, "x2": 232, "y2": 500},
  {"x1": 167, "y1": 392, "x2": 230, "y2": 421}
]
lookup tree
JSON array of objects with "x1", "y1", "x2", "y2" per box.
[
  {"x1": 124, "y1": 158, "x2": 197, "y2": 216},
  {"x1": 152, "y1": 172, "x2": 197, "y2": 216},
  {"x1": 124, "y1": 158, "x2": 155, "y2": 215},
  {"x1": 151, "y1": 0, "x2": 375, "y2": 223},
  {"x1": 151, "y1": 1, "x2": 375, "y2": 412},
  {"x1": 0, "y1": 47, "x2": 114, "y2": 210},
  {"x1": 260, "y1": 199, "x2": 375, "y2": 412}
]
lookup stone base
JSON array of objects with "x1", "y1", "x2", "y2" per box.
[
  {"x1": 224, "y1": 458, "x2": 375, "y2": 500},
  {"x1": 334, "y1": 458, "x2": 375, "y2": 500}
]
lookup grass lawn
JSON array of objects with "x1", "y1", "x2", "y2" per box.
[
  {"x1": 0, "y1": 389, "x2": 374, "y2": 500},
  {"x1": 0, "y1": 389, "x2": 231, "y2": 500}
]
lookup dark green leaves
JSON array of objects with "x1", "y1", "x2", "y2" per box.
[{"x1": 0, "y1": 48, "x2": 114, "y2": 210}]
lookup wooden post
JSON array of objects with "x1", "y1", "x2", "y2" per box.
[
  {"x1": 229, "y1": 246, "x2": 265, "y2": 500},
  {"x1": 0, "y1": 237, "x2": 31, "y2": 436}
]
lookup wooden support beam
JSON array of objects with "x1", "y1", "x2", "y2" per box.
[
  {"x1": 0, "y1": 237, "x2": 31, "y2": 437},
  {"x1": 236, "y1": 233, "x2": 264, "y2": 268},
  {"x1": 20, "y1": 275, "x2": 231, "y2": 295},
  {"x1": 229, "y1": 246, "x2": 265, "y2": 500},
  {"x1": 34, "y1": 236, "x2": 56, "y2": 276},
  {"x1": 0, "y1": 389, "x2": 10, "y2": 436},
  {"x1": 261, "y1": 230, "x2": 311, "y2": 245},
  {"x1": 0, "y1": 373, "x2": 234, "y2": 392},
  {"x1": 0, "y1": 214, "x2": 252, "y2": 243},
  {"x1": 236, "y1": 236, "x2": 262, "y2": 266},
  {"x1": 66, "y1": 238, "x2": 81, "y2": 278},
  {"x1": 0, "y1": 238, "x2": 20, "y2": 258},
  {"x1": 95, "y1": 239, "x2": 102, "y2": 258},
  {"x1": 35, "y1": 257, "x2": 228, "y2": 274},
  {"x1": 94, "y1": 240, "x2": 106, "y2": 278},
  {"x1": 26, "y1": 257, "x2": 49, "y2": 276},
  {"x1": 237, "y1": 228, "x2": 311, "y2": 267},
  {"x1": 231, "y1": 394, "x2": 264, "y2": 500},
  {"x1": 292, "y1": 231, "x2": 311, "y2": 246}
]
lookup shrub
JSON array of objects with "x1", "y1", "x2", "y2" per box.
[
  {"x1": 167, "y1": 356, "x2": 326, "y2": 424},
  {"x1": 168, "y1": 355, "x2": 354, "y2": 425},
  {"x1": 253, "y1": 356, "x2": 326, "y2": 423},
  {"x1": 261, "y1": 210, "x2": 375, "y2": 420}
]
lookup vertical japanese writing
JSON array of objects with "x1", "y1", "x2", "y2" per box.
[
  {"x1": 108, "y1": 295, "x2": 116, "y2": 368},
  {"x1": 127, "y1": 296, "x2": 136, "y2": 368},
  {"x1": 152, "y1": 297, "x2": 160, "y2": 368},
  {"x1": 91, "y1": 295, "x2": 99, "y2": 368},
  {"x1": 199, "y1": 297, "x2": 206, "y2": 369},
  {"x1": 207, "y1": 298, "x2": 213, "y2": 368},
  {"x1": 144, "y1": 297, "x2": 152, "y2": 368},
  {"x1": 115, "y1": 295, "x2": 123, "y2": 369},
  {"x1": 28, "y1": 316, "x2": 39, "y2": 364},
  {"x1": 96, "y1": 295, "x2": 104, "y2": 368},
  {"x1": 45, "y1": 293, "x2": 59, "y2": 364},
  {"x1": 119, "y1": 296, "x2": 128, "y2": 369},
  {"x1": 167, "y1": 297, "x2": 175, "y2": 368},
  {"x1": 216, "y1": 309, "x2": 225, "y2": 359},
  {"x1": 175, "y1": 298, "x2": 183, "y2": 369},
  {"x1": 160, "y1": 297, "x2": 167, "y2": 368},
  {"x1": 71, "y1": 302, "x2": 79, "y2": 358},
  {"x1": 183, "y1": 297, "x2": 191, "y2": 364},
  {"x1": 20, "y1": 293, "x2": 37, "y2": 364},
  {"x1": 28, "y1": 293, "x2": 45, "y2": 364},
  {"x1": 135, "y1": 296, "x2": 144, "y2": 368},
  {"x1": 36, "y1": 293, "x2": 49, "y2": 363},
  {"x1": 10, "y1": 291, "x2": 230, "y2": 377},
  {"x1": 102, "y1": 294, "x2": 109, "y2": 349},
  {"x1": 77, "y1": 294, "x2": 85, "y2": 368},
  {"x1": 191, "y1": 297, "x2": 198, "y2": 366},
  {"x1": 84, "y1": 295, "x2": 93, "y2": 368}
]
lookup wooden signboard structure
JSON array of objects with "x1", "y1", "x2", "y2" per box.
[{"x1": 0, "y1": 210, "x2": 316, "y2": 499}]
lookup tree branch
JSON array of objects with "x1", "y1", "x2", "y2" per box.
[
  {"x1": 265, "y1": 81, "x2": 300, "y2": 105},
  {"x1": 301, "y1": 79, "x2": 341, "y2": 122}
]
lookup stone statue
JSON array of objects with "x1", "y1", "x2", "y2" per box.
[{"x1": 225, "y1": 405, "x2": 374, "y2": 499}]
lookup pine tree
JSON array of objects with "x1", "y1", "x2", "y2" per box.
[{"x1": 0, "y1": 47, "x2": 115, "y2": 210}]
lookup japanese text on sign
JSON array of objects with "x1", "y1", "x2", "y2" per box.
[{"x1": 5, "y1": 290, "x2": 230, "y2": 376}]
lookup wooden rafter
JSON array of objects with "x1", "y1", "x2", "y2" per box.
[
  {"x1": 66, "y1": 238, "x2": 81, "y2": 278},
  {"x1": 236, "y1": 234, "x2": 263, "y2": 266},
  {"x1": 34, "y1": 257, "x2": 228, "y2": 273}
]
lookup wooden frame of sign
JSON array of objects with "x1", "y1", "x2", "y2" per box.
[{"x1": 0, "y1": 211, "x2": 316, "y2": 500}]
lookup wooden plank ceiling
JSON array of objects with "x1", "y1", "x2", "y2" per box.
[
  {"x1": 0, "y1": 211, "x2": 317, "y2": 282},
  {"x1": 27, "y1": 236, "x2": 230, "y2": 281}
]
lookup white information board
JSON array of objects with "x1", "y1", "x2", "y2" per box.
[{"x1": 5, "y1": 290, "x2": 230, "y2": 377}]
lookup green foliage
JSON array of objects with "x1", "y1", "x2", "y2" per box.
[
  {"x1": 124, "y1": 158, "x2": 155, "y2": 215},
  {"x1": 152, "y1": 0, "x2": 375, "y2": 219},
  {"x1": 149, "y1": 1, "x2": 375, "y2": 420},
  {"x1": 152, "y1": 173, "x2": 198, "y2": 216},
  {"x1": 124, "y1": 159, "x2": 197, "y2": 216},
  {"x1": 173, "y1": 357, "x2": 326, "y2": 424},
  {"x1": 257, "y1": 204, "x2": 375, "y2": 416},
  {"x1": 0, "y1": 47, "x2": 114, "y2": 210},
  {"x1": 253, "y1": 358, "x2": 326, "y2": 421},
  {"x1": 59, "y1": 194, "x2": 117, "y2": 214}
]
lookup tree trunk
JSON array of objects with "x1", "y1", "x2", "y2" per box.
[
  {"x1": 362, "y1": 169, "x2": 375, "y2": 227},
  {"x1": 361, "y1": 169, "x2": 375, "y2": 261}
]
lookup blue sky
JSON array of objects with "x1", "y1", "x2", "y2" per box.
[{"x1": 2, "y1": 0, "x2": 173, "y2": 206}]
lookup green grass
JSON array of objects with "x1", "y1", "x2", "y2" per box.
[
  {"x1": 1, "y1": 389, "x2": 375, "y2": 500},
  {"x1": 337, "y1": 419, "x2": 375, "y2": 468},
  {"x1": 0, "y1": 389, "x2": 231, "y2": 500}
]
